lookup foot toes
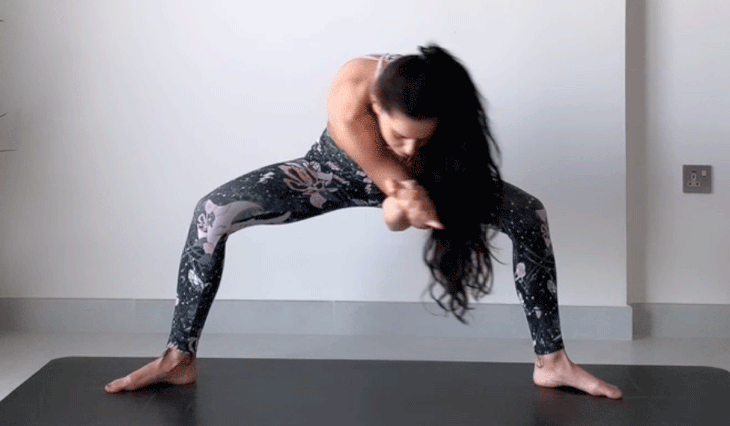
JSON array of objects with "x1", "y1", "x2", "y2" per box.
[
  {"x1": 104, "y1": 380, "x2": 120, "y2": 393},
  {"x1": 105, "y1": 377, "x2": 130, "y2": 393},
  {"x1": 609, "y1": 385, "x2": 624, "y2": 399},
  {"x1": 597, "y1": 383, "x2": 623, "y2": 399}
]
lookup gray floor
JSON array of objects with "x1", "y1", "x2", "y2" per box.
[{"x1": 1, "y1": 331, "x2": 729, "y2": 401}]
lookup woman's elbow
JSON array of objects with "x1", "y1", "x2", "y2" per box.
[
  {"x1": 383, "y1": 197, "x2": 410, "y2": 231},
  {"x1": 386, "y1": 219, "x2": 411, "y2": 232}
]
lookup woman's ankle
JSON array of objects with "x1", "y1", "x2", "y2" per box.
[
  {"x1": 535, "y1": 349, "x2": 568, "y2": 368},
  {"x1": 163, "y1": 346, "x2": 195, "y2": 363}
]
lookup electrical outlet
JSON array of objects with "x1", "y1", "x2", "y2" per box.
[{"x1": 683, "y1": 165, "x2": 712, "y2": 193}]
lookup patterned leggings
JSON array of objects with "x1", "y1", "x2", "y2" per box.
[{"x1": 167, "y1": 128, "x2": 564, "y2": 356}]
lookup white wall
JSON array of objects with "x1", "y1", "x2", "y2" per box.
[
  {"x1": 627, "y1": 0, "x2": 730, "y2": 304},
  {"x1": 0, "y1": 1, "x2": 628, "y2": 306}
]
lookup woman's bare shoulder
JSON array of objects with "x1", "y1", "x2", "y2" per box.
[
  {"x1": 337, "y1": 57, "x2": 380, "y2": 83},
  {"x1": 327, "y1": 58, "x2": 379, "y2": 124}
]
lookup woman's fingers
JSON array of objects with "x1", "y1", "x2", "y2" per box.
[
  {"x1": 405, "y1": 206, "x2": 444, "y2": 230},
  {"x1": 426, "y1": 220, "x2": 445, "y2": 230},
  {"x1": 400, "y1": 179, "x2": 419, "y2": 189},
  {"x1": 389, "y1": 180, "x2": 444, "y2": 230}
]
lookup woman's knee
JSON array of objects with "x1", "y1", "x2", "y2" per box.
[
  {"x1": 195, "y1": 196, "x2": 296, "y2": 250},
  {"x1": 192, "y1": 197, "x2": 256, "y2": 254}
]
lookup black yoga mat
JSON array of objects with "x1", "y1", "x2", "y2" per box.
[{"x1": 1, "y1": 357, "x2": 728, "y2": 425}]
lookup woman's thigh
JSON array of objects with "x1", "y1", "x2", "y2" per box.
[{"x1": 191, "y1": 131, "x2": 386, "y2": 255}]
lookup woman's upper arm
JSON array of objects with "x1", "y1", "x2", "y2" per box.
[{"x1": 326, "y1": 60, "x2": 412, "y2": 196}]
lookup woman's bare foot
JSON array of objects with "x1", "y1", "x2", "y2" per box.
[
  {"x1": 532, "y1": 349, "x2": 623, "y2": 399},
  {"x1": 104, "y1": 347, "x2": 198, "y2": 393}
]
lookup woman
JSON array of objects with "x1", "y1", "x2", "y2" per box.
[{"x1": 105, "y1": 44, "x2": 623, "y2": 399}]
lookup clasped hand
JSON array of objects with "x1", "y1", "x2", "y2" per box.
[{"x1": 382, "y1": 179, "x2": 444, "y2": 231}]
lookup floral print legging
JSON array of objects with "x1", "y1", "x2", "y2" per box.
[{"x1": 167, "y1": 128, "x2": 564, "y2": 356}]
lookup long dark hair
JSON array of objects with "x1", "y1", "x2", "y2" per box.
[{"x1": 373, "y1": 43, "x2": 507, "y2": 324}]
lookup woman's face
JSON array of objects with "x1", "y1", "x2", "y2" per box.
[{"x1": 370, "y1": 98, "x2": 438, "y2": 160}]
